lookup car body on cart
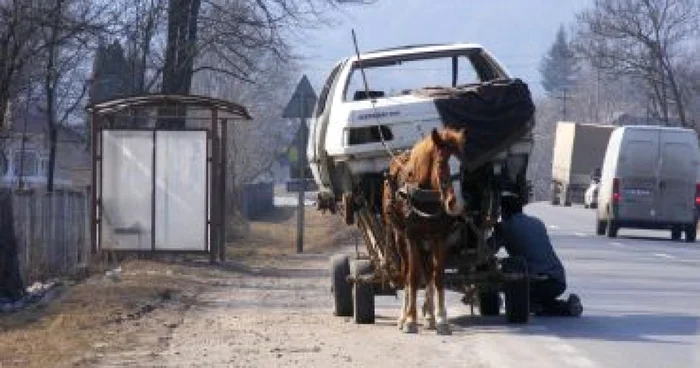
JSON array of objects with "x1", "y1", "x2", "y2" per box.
[{"x1": 308, "y1": 43, "x2": 537, "y2": 324}]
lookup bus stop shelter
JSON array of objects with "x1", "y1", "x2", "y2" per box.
[{"x1": 86, "y1": 95, "x2": 251, "y2": 262}]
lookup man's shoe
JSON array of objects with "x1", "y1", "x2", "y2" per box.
[
  {"x1": 530, "y1": 302, "x2": 545, "y2": 316},
  {"x1": 566, "y1": 294, "x2": 583, "y2": 317}
]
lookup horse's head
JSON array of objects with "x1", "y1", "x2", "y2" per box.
[{"x1": 430, "y1": 127, "x2": 467, "y2": 216}]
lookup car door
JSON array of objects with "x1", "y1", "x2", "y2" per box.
[
  {"x1": 657, "y1": 130, "x2": 698, "y2": 224},
  {"x1": 617, "y1": 130, "x2": 659, "y2": 222}
]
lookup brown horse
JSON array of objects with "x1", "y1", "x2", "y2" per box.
[{"x1": 382, "y1": 127, "x2": 466, "y2": 334}]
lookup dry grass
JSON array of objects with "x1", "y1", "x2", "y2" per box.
[
  {"x1": 227, "y1": 206, "x2": 360, "y2": 259},
  {"x1": 0, "y1": 260, "x2": 225, "y2": 368},
  {"x1": 0, "y1": 205, "x2": 358, "y2": 367}
]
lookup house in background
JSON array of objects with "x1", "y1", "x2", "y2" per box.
[
  {"x1": 0, "y1": 40, "x2": 141, "y2": 190},
  {"x1": 0, "y1": 104, "x2": 90, "y2": 189}
]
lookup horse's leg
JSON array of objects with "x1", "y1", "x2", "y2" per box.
[
  {"x1": 433, "y1": 240, "x2": 451, "y2": 335},
  {"x1": 423, "y1": 248, "x2": 437, "y2": 330},
  {"x1": 395, "y1": 231, "x2": 408, "y2": 330},
  {"x1": 398, "y1": 286, "x2": 408, "y2": 329},
  {"x1": 403, "y1": 237, "x2": 420, "y2": 334}
]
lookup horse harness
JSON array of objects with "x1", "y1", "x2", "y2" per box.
[{"x1": 385, "y1": 146, "x2": 457, "y2": 236}]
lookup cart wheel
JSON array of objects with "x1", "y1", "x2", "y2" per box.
[
  {"x1": 342, "y1": 193, "x2": 354, "y2": 225},
  {"x1": 478, "y1": 290, "x2": 500, "y2": 316},
  {"x1": 330, "y1": 254, "x2": 352, "y2": 317},
  {"x1": 502, "y1": 256, "x2": 529, "y2": 324},
  {"x1": 351, "y1": 259, "x2": 375, "y2": 324}
]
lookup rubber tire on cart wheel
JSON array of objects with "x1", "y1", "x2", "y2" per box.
[
  {"x1": 685, "y1": 222, "x2": 697, "y2": 243},
  {"x1": 606, "y1": 219, "x2": 618, "y2": 238},
  {"x1": 671, "y1": 227, "x2": 682, "y2": 241},
  {"x1": 342, "y1": 193, "x2": 354, "y2": 225},
  {"x1": 350, "y1": 259, "x2": 375, "y2": 324},
  {"x1": 330, "y1": 254, "x2": 352, "y2": 317},
  {"x1": 478, "y1": 290, "x2": 500, "y2": 316},
  {"x1": 596, "y1": 218, "x2": 606, "y2": 236},
  {"x1": 502, "y1": 256, "x2": 530, "y2": 324}
]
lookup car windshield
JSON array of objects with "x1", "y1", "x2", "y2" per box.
[{"x1": 343, "y1": 52, "x2": 499, "y2": 101}]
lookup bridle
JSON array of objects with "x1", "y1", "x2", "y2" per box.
[
  {"x1": 435, "y1": 145, "x2": 454, "y2": 201},
  {"x1": 390, "y1": 143, "x2": 462, "y2": 221}
]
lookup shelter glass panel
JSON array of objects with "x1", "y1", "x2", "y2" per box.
[
  {"x1": 100, "y1": 131, "x2": 154, "y2": 250},
  {"x1": 154, "y1": 131, "x2": 207, "y2": 251}
]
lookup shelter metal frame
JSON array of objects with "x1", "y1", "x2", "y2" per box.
[{"x1": 86, "y1": 94, "x2": 252, "y2": 262}]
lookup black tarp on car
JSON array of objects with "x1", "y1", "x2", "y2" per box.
[{"x1": 412, "y1": 78, "x2": 535, "y2": 171}]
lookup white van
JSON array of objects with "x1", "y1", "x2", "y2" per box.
[{"x1": 596, "y1": 126, "x2": 700, "y2": 241}]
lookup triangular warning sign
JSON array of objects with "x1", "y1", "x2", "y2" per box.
[{"x1": 282, "y1": 75, "x2": 318, "y2": 119}]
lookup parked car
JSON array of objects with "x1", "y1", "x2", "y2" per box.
[
  {"x1": 584, "y1": 167, "x2": 601, "y2": 209},
  {"x1": 596, "y1": 126, "x2": 700, "y2": 241},
  {"x1": 584, "y1": 178, "x2": 600, "y2": 209}
]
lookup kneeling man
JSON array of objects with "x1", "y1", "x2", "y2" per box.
[{"x1": 492, "y1": 191, "x2": 583, "y2": 317}]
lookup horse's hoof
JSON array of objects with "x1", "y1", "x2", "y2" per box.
[
  {"x1": 397, "y1": 319, "x2": 405, "y2": 330},
  {"x1": 403, "y1": 322, "x2": 418, "y2": 334},
  {"x1": 425, "y1": 318, "x2": 437, "y2": 330},
  {"x1": 436, "y1": 323, "x2": 452, "y2": 335}
]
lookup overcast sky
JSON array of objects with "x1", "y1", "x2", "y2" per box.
[{"x1": 294, "y1": 0, "x2": 591, "y2": 98}]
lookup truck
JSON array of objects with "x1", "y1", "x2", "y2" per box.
[{"x1": 551, "y1": 121, "x2": 615, "y2": 206}]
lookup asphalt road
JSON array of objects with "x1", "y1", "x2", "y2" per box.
[{"x1": 448, "y1": 202, "x2": 700, "y2": 368}]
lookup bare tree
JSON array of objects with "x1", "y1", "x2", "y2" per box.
[
  {"x1": 160, "y1": 0, "x2": 373, "y2": 96},
  {"x1": 575, "y1": 0, "x2": 700, "y2": 126},
  {"x1": 0, "y1": 1, "x2": 46, "y2": 299},
  {"x1": 120, "y1": 0, "x2": 168, "y2": 93},
  {"x1": 193, "y1": 47, "x2": 298, "y2": 203},
  {"x1": 0, "y1": 1, "x2": 45, "y2": 128},
  {"x1": 38, "y1": 0, "x2": 108, "y2": 191}
]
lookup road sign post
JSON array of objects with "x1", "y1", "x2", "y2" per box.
[{"x1": 283, "y1": 75, "x2": 317, "y2": 253}]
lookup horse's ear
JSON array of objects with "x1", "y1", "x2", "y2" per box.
[
  {"x1": 457, "y1": 127, "x2": 468, "y2": 145},
  {"x1": 431, "y1": 128, "x2": 444, "y2": 148}
]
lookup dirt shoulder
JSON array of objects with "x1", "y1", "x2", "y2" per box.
[
  {"x1": 0, "y1": 208, "x2": 488, "y2": 368},
  {"x1": 0, "y1": 208, "x2": 357, "y2": 368},
  {"x1": 0, "y1": 259, "x2": 227, "y2": 367}
]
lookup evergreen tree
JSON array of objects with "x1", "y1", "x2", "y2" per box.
[{"x1": 540, "y1": 26, "x2": 578, "y2": 97}]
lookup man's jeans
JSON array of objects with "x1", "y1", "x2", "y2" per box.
[{"x1": 530, "y1": 278, "x2": 568, "y2": 316}]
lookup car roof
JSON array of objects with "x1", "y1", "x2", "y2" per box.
[{"x1": 616, "y1": 125, "x2": 695, "y2": 133}]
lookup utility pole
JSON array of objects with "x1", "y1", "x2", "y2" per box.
[
  {"x1": 296, "y1": 94, "x2": 307, "y2": 254},
  {"x1": 595, "y1": 67, "x2": 600, "y2": 123},
  {"x1": 555, "y1": 88, "x2": 570, "y2": 121},
  {"x1": 562, "y1": 88, "x2": 568, "y2": 121}
]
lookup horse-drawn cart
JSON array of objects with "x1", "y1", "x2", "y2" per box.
[{"x1": 307, "y1": 43, "x2": 536, "y2": 328}]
